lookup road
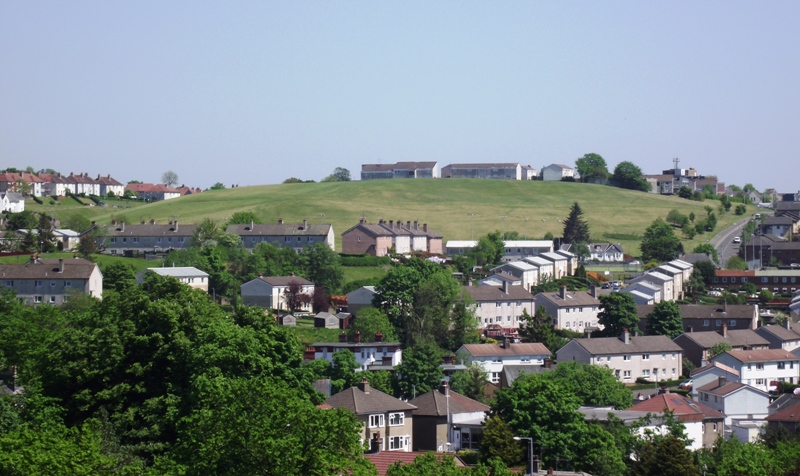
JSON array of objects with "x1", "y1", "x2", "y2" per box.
[{"x1": 709, "y1": 215, "x2": 758, "y2": 267}]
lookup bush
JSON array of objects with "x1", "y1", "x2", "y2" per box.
[
  {"x1": 88, "y1": 195, "x2": 103, "y2": 205},
  {"x1": 32, "y1": 195, "x2": 43, "y2": 205},
  {"x1": 458, "y1": 450, "x2": 480, "y2": 465}
]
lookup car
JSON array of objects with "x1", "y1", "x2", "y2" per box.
[
  {"x1": 708, "y1": 290, "x2": 722, "y2": 297},
  {"x1": 678, "y1": 379, "x2": 693, "y2": 390},
  {"x1": 602, "y1": 283, "x2": 611, "y2": 289},
  {"x1": 733, "y1": 236, "x2": 741, "y2": 244}
]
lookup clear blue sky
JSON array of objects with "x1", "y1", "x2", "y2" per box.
[{"x1": 2, "y1": 2, "x2": 798, "y2": 192}]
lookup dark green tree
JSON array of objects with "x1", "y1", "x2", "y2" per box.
[
  {"x1": 5, "y1": 210, "x2": 37, "y2": 231},
  {"x1": 708, "y1": 342, "x2": 733, "y2": 359},
  {"x1": 330, "y1": 349, "x2": 360, "y2": 394},
  {"x1": 518, "y1": 308, "x2": 565, "y2": 358},
  {"x1": 470, "y1": 231, "x2": 505, "y2": 267},
  {"x1": 726, "y1": 255, "x2": 748, "y2": 270},
  {"x1": 575, "y1": 153, "x2": 609, "y2": 183},
  {"x1": 394, "y1": 345, "x2": 444, "y2": 399},
  {"x1": 597, "y1": 293, "x2": 640, "y2": 337},
  {"x1": 449, "y1": 363, "x2": 488, "y2": 403},
  {"x1": 479, "y1": 416, "x2": 524, "y2": 467},
  {"x1": 545, "y1": 362, "x2": 632, "y2": 409},
  {"x1": 640, "y1": 218, "x2": 681, "y2": 263},
  {"x1": 693, "y1": 260, "x2": 717, "y2": 287},
  {"x1": 647, "y1": 301, "x2": 683, "y2": 339},
  {"x1": 611, "y1": 161, "x2": 651, "y2": 192},
  {"x1": 227, "y1": 211, "x2": 260, "y2": 226},
  {"x1": 301, "y1": 243, "x2": 344, "y2": 294},
  {"x1": 36, "y1": 214, "x2": 57, "y2": 253},
  {"x1": 192, "y1": 218, "x2": 223, "y2": 248},
  {"x1": 321, "y1": 167, "x2": 352, "y2": 182},
  {"x1": 349, "y1": 308, "x2": 397, "y2": 342},
  {"x1": 562, "y1": 202, "x2": 591, "y2": 244},
  {"x1": 628, "y1": 435, "x2": 699, "y2": 476},
  {"x1": 209, "y1": 182, "x2": 225, "y2": 190},
  {"x1": 692, "y1": 243, "x2": 719, "y2": 263},
  {"x1": 102, "y1": 262, "x2": 137, "y2": 293}
]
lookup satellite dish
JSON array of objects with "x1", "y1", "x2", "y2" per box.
[{"x1": 794, "y1": 387, "x2": 800, "y2": 395}]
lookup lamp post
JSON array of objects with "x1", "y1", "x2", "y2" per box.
[{"x1": 513, "y1": 437, "x2": 533, "y2": 476}]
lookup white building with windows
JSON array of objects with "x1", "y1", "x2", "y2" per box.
[
  {"x1": 711, "y1": 349, "x2": 800, "y2": 393},
  {"x1": 456, "y1": 341, "x2": 551, "y2": 384},
  {"x1": 464, "y1": 282, "x2": 535, "y2": 330},
  {"x1": 534, "y1": 285, "x2": 601, "y2": 333},
  {"x1": 137, "y1": 266, "x2": 209, "y2": 292}
]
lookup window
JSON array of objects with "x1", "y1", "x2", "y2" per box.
[
  {"x1": 642, "y1": 369, "x2": 650, "y2": 377},
  {"x1": 35, "y1": 280, "x2": 43, "y2": 288},
  {"x1": 703, "y1": 319, "x2": 710, "y2": 327},
  {"x1": 703, "y1": 393, "x2": 709, "y2": 401},
  {"x1": 715, "y1": 319, "x2": 722, "y2": 326},
  {"x1": 521, "y1": 356, "x2": 531, "y2": 362},
  {"x1": 297, "y1": 237, "x2": 301, "y2": 242},
  {"x1": 34, "y1": 296, "x2": 42, "y2": 303},
  {"x1": 496, "y1": 303, "x2": 502, "y2": 307},
  {"x1": 388, "y1": 435, "x2": 409, "y2": 451},
  {"x1": 756, "y1": 363, "x2": 764, "y2": 370},
  {"x1": 642, "y1": 354, "x2": 650, "y2": 361},
  {"x1": 491, "y1": 372, "x2": 500, "y2": 383},
  {"x1": 157, "y1": 237, "x2": 162, "y2": 243},
  {"x1": 623, "y1": 370, "x2": 631, "y2": 379},
  {"x1": 756, "y1": 379, "x2": 765, "y2": 385},
  {"x1": 132, "y1": 237, "x2": 139, "y2": 243},
  {"x1": 623, "y1": 355, "x2": 631, "y2": 361},
  {"x1": 388, "y1": 412, "x2": 404, "y2": 426},
  {"x1": 368, "y1": 414, "x2": 384, "y2": 428},
  {"x1": 4, "y1": 281, "x2": 12, "y2": 287},
  {"x1": 49, "y1": 296, "x2": 56, "y2": 303},
  {"x1": 308, "y1": 237, "x2": 312, "y2": 242},
  {"x1": 50, "y1": 281, "x2": 56, "y2": 287},
  {"x1": 672, "y1": 353, "x2": 676, "y2": 359},
  {"x1": 179, "y1": 237, "x2": 185, "y2": 243},
  {"x1": 110, "y1": 237, "x2": 117, "y2": 243},
  {"x1": 662, "y1": 353, "x2": 666, "y2": 360},
  {"x1": 713, "y1": 423, "x2": 718, "y2": 432},
  {"x1": 730, "y1": 320, "x2": 736, "y2": 327},
  {"x1": 285, "y1": 237, "x2": 290, "y2": 242},
  {"x1": 168, "y1": 237, "x2": 173, "y2": 243},
  {"x1": 761, "y1": 277, "x2": 768, "y2": 283},
  {"x1": 122, "y1": 237, "x2": 127, "y2": 243},
  {"x1": 778, "y1": 362, "x2": 786, "y2": 370},
  {"x1": 507, "y1": 316, "x2": 512, "y2": 322},
  {"x1": 672, "y1": 368, "x2": 676, "y2": 375},
  {"x1": 565, "y1": 322, "x2": 570, "y2": 328}
]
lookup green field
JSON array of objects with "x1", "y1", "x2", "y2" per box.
[{"x1": 27, "y1": 180, "x2": 749, "y2": 258}]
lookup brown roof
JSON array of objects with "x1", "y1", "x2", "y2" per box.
[
  {"x1": 766, "y1": 404, "x2": 800, "y2": 423},
  {"x1": 629, "y1": 393, "x2": 723, "y2": 422},
  {"x1": 258, "y1": 276, "x2": 313, "y2": 286},
  {"x1": 675, "y1": 329, "x2": 769, "y2": 349},
  {"x1": 227, "y1": 222, "x2": 332, "y2": 237},
  {"x1": 95, "y1": 174, "x2": 123, "y2": 186},
  {"x1": 365, "y1": 452, "x2": 463, "y2": 476},
  {"x1": 689, "y1": 361, "x2": 740, "y2": 378},
  {"x1": 464, "y1": 285, "x2": 533, "y2": 302},
  {"x1": 342, "y1": 221, "x2": 441, "y2": 239},
  {"x1": 461, "y1": 342, "x2": 551, "y2": 357},
  {"x1": 409, "y1": 386, "x2": 490, "y2": 416},
  {"x1": 636, "y1": 304, "x2": 757, "y2": 320},
  {"x1": 535, "y1": 290, "x2": 600, "y2": 308},
  {"x1": 0, "y1": 258, "x2": 98, "y2": 280},
  {"x1": 755, "y1": 324, "x2": 800, "y2": 343},
  {"x1": 0, "y1": 171, "x2": 45, "y2": 183},
  {"x1": 715, "y1": 270, "x2": 756, "y2": 277},
  {"x1": 571, "y1": 334, "x2": 683, "y2": 355},
  {"x1": 324, "y1": 381, "x2": 416, "y2": 415},
  {"x1": 720, "y1": 349, "x2": 800, "y2": 363},
  {"x1": 98, "y1": 222, "x2": 197, "y2": 237},
  {"x1": 696, "y1": 380, "x2": 753, "y2": 397}
]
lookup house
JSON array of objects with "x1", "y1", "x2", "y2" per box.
[
  {"x1": 65, "y1": 173, "x2": 100, "y2": 196},
  {"x1": 38, "y1": 172, "x2": 72, "y2": 197},
  {"x1": 622, "y1": 281, "x2": 662, "y2": 304},
  {"x1": 586, "y1": 243, "x2": 624, "y2": 262},
  {"x1": 175, "y1": 185, "x2": 203, "y2": 196},
  {"x1": 137, "y1": 267, "x2": 209, "y2": 292},
  {"x1": 696, "y1": 376, "x2": 771, "y2": 425},
  {"x1": 341, "y1": 219, "x2": 442, "y2": 256},
  {"x1": 765, "y1": 403, "x2": 800, "y2": 435},
  {"x1": 240, "y1": 276, "x2": 314, "y2": 311},
  {"x1": 635, "y1": 303, "x2": 759, "y2": 335},
  {"x1": 309, "y1": 332, "x2": 402, "y2": 371},
  {"x1": 522, "y1": 256, "x2": 555, "y2": 282},
  {"x1": 628, "y1": 392, "x2": 723, "y2": 449},
  {"x1": 464, "y1": 281, "x2": 535, "y2": 330},
  {"x1": 361, "y1": 162, "x2": 439, "y2": 180},
  {"x1": 499, "y1": 361, "x2": 557, "y2": 388},
  {"x1": 775, "y1": 200, "x2": 800, "y2": 223},
  {"x1": 364, "y1": 452, "x2": 468, "y2": 476},
  {"x1": 755, "y1": 322, "x2": 800, "y2": 352},
  {"x1": 629, "y1": 270, "x2": 675, "y2": 302},
  {"x1": 711, "y1": 349, "x2": 800, "y2": 393},
  {"x1": 456, "y1": 340, "x2": 551, "y2": 384},
  {"x1": 440, "y1": 163, "x2": 536, "y2": 180},
  {"x1": 0, "y1": 257, "x2": 103, "y2": 305},
  {"x1": 94, "y1": 220, "x2": 197, "y2": 255},
  {"x1": 680, "y1": 252, "x2": 719, "y2": 268},
  {"x1": 556, "y1": 329, "x2": 683, "y2": 384},
  {"x1": 409, "y1": 382, "x2": 490, "y2": 452},
  {"x1": 654, "y1": 264, "x2": 685, "y2": 300},
  {"x1": 227, "y1": 219, "x2": 335, "y2": 251},
  {"x1": 0, "y1": 171, "x2": 44, "y2": 197},
  {"x1": 673, "y1": 325, "x2": 769, "y2": 367},
  {"x1": 490, "y1": 261, "x2": 539, "y2": 291},
  {"x1": 314, "y1": 312, "x2": 339, "y2": 329},
  {"x1": 124, "y1": 183, "x2": 181, "y2": 201},
  {"x1": 761, "y1": 215, "x2": 796, "y2": 239},
  {"x1": 445, "y1": 240, "x2": 554, "y2": 260},
  {"x1": 276, "y1": 313, "x2": 297, "y2": 326},
  {"x1": 535, "y1": 286, "x2": 601, "y2": 333},
  {"x1": 53, "y1": 229, "x2": 81, "y2": 250},
  {"x1": 711, "y1": 270, "x2": 756, "y2": 291},
  {"x1": 553, "y1": 249, "x2": 579, "y2": 276},
  {"x1": 0, "y1": 192, "x2": 24, "y2": 213},
  {"x1": 477, "y1": 272, "x2": 522, "y2": 288},
  {"x1": 347, "y1": 286, "x2": 379, "y2": 315},
  {"x1": 689, "y1": 361, "x2": 741, "y2": 400},
  {"x1": 325, "y1": 379, "x2": 416, "y2": 452},
  {"x1": 539, "y1": 252, "x2": 570, "y2": 278},
  {"x1": 540, "y1": 164, "x2": 576, "y2": 181},
  {"x1": 95, "y1": 174, "x2": 125, "y2": 196}
]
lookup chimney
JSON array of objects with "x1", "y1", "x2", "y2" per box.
[
  {"x1": 590, "y1": 285, "x2": 598, "y2": 298},
  {"x1": 354, "y1": 331, "x2": 361, "y2": 343},
  {"x1": 423, "y1": 223, "x2": 428, "y2": 232},
  {"x1": 111, "y1": 219, "x2": 116, "y2": 225},
  {"x1": 250, "y1": 219, "x2": 254, "y2": 230},
  {"x1": 120, "y1": 221, "x2": 124, "y2": 232},
  {"x1": 543, "y1": 358, "x2": 552, "y2": 368},
  {"x1": 304, "y1": 346, "x2": 316, "y2": 360},
  {"x1": 174, "y1": 221, "x2": 178, "y2": 231},
  {"x1": 721, "y1": 323, "x2": 728, "y2": 338},
  {"x1": 150, "y1": 219, "x2": 155, "y2": 225},
  {"x1": 91, "y1": 221, "x2": 96, "y2": 226},
  {"x1": 502, "y1": 280, "x2": 509, "y2": 294},
  {"x1": 413, "y1": 220, "x2": 418, "y2": 230},
  {"x1": 786, "y1": 320, "x2": 792, "y2": 331},
  {"x1": 718, "y1": 375, "x2": 727, "y2": 388},
  {"x1": 360, "y1": 217, "x2": 366, "y2": 225},
  {"x1": 358, "y1": 377, "x2": 370, "y2": 393},
  {"x1": 141, "y1": 220, "x2": 145, "y2": 224},
  {"x1": 407, "y1": 220, "x2": 411, "y2": 229},
  {"x1": 622, "y1": 328, "x2": 630, "y2": 344},
  {"x1": 502, "y1": 336, "x2": 511, "y2": 349},
  {"x1": 58, "y1": 259, "x2": 64, "y2": 273},
  {"x1": 389, "y1": 220, "x2": 393, "y2": 228},
  {"x1": 560, "y1": 285, "x2": 567, "y2": 299},
  {"x1": 303, "y1": 219, "x2": 307, "y2": 230},
  {"x1": 440, "y1": 380, "x2": 450, "y2": 396},
  {"x1": 339, "y1": 332, "x2": 347, "y2": 343},
  {"x1": 375, "y1": 331, "x2": 383, "y2": 342},
  {"x1": 278, "y1": 218, "x2": 284, "y2": 225}
]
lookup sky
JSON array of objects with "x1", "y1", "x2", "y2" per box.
[{"x1": 2, "y1": 2, "x2": 799, "y2": 192}]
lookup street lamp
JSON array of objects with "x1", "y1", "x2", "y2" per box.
[{"x1": 513, "y1": 437, "x2": 533, "y2": 476}]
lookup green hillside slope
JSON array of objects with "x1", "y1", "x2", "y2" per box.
[{"x1": 29, "y1": 180, "x2": 748, "y2": 257}]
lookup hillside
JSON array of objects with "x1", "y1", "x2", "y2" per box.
[{"x1": 28, "y1": 180, "x2": 749, "y2": 257}]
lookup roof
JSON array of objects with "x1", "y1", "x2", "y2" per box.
[
  {"x1": 364, "y1": 452, "x2": 464, "y2": 476},
  {"x1": 629, "y1": 393, "x2": 724, "y2": 422},
  {"x1": 523, "y1": 256, "x2": 553, "y2": 267},
  {"x1": 257, "y1": 276, "x2": 314, "y2": 286},
  {"x1": 535, "y1": 289, "x2": 600, "y2": 308},
  {"x1": 715, "y1": 270, "x2": 756, "y2": 277},
  {"x1": 226, "y1": 222, "x2": 332, "y2": 237},
  {"x1": 125, "y1": 183, "x2": 180, "y2": 193},
  {"x1": 668, "y1": 259, "x2": 694, "y2": 270},
  {"x1": 502, "y1": 364, "x2": 556, "y2": 386},
  {"x1": 460, "y1": 342, "x2": 551, "y2": 357},
  {"x1": 445, "y1": 240, "x2": 477, "y2": 248},
  {"x1": 503, "y1": 240, "x2": 553, "y2": 248},
  {"x1": 540, "y1": 251, "x2": 567, "y2": 262},
  {"x1": 690, "y1": 361, "x2": 740, "y2": 378},
  {"x1": 763, "y1": 216, "x2": 794, "y2": 225},
  {"x1": 680, "y1": 253, "x2": 718, "y2": 266},
  {"x1": 544, "y1": 163, "x2": 573, "y2": 170},
  {"x1": 98, "y1": 222, "x2": 197, "y2": 237},
  {"x1": 464, "y1": 285, "x2": 534, "y2": 302},
  {"x1": 636, "y1": 304, "x2": 757, "y2": 320},
  {"x1": 324, "y1": 382, "x2": 417, "y2": 415},
  {"x1": 766, "y1": 403, "x2": 800, "y2": 423},
  {"x1": 409, "y1": 387, "x2": 490, "y2": 416},
  {"x1": 146, "y1": 267, "x2": 209, "y2": 278},
  {"x1": 695, "y1": 380, "x2": 757, "y2": 397},
  {"x1": 569, "y1": 334, "x2": 682, "y2": 355},
  {"x1": 634, "y1": 270, "x2": 672, "y2": 283},
  {"x1": 578, "y1": 406, "x2": 664, "y2": 425},
  {"x1": 675, "y1": 329, "x2": 769, "y2": 349},
  {"x1": 755, "y1": 324, "x2": 800, "y2": 343},
  {"x1": 0, "y1": 258, "x2": 98, "y2": 280},
  {"x1": 718, "y1": 349, "x2": 800, "y2": 363},
  {"x1": 95, "y1": 174, "x2": 123, "y2": 186}
]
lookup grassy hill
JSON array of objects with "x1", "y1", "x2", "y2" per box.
[{"x1": 28, "y1": 180, "x2": 750, "y2": 258}]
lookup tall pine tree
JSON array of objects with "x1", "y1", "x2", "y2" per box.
[{"x1": 562, "y1": 202, "x2": 591, "y2": 244}]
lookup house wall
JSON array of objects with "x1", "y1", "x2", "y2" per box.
[
  {"x1": 557, "y1": 341, "x2": 682, "y2": 383},
  {"x1": 98, "y1": 234, "x2": 193, "y2": 254},
  {"x1": 428, "y1": 237, "x2": 443, "y2": 255},
  {"x1": 541, "y1": 165, "x2": 571, "y2": 181},
  {"x1": 392, "y1": 235, "x2": 411, "y2": 254},
  {"x1": 472, "y1": 299, "x2": 534, "y2": 329},
  {"x1": 699, "y1": 389, "x2": 770, "y2": 425},
  {"x1": 240, "y1": 280, "x2": 272, "y2": 307},
  {"x1": 360, "y1": 410, "x2": 414, "y2": 451},
  {"x1": 713, "y1": 355, "x2": 800, "y2": 392},
  {"x1": 535, "y1": 297, "x2": 600, "y2": 333},
  {"x1": 314, "y1": 346, "x2": 402, "y2": 370},
  {"x1": 347, "y1": 288, "x2": 377, "y2": 315},
  {"x1": 342, "y1": 230, "x2": 393, "y2": 256},
  {"x1": 468, "y1": 355, "x2": 548, "y2": 384},
  {"x1": 240, "y1": 234, "x2": 330, "y2": 251}
]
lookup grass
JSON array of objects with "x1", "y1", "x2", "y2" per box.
[
  {"x1": 290, "y1": 317, "x2": 343, "y2": 346},
  {"x1": 26, "y1": 180, "x2": 752, "y2": 258},
  {"x1": 342, "y1": 266, "x2": 390, "y2": 283}
]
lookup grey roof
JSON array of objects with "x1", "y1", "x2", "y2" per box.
[
  {"x1": 569, "y1": 335, "x2": 683, "y2": 355},
  {"x1": 540, "y1": 251, "x2": 567, "y2": 262},
  {"x1": 464, "y1": 285, "x2": 533, "y2": 302},
  {"x1": 409, "y1": 387, "x2": 490, "y2": 416},
  {"x1": 0, "y1": 258, "x2": 98, "y2": 280},
  {"x1": 98, "y1": 222, "x2": 197, "y2": 237},
  {"x1": 755, "y1": 324, "x2": 800, "y2": 343},
  {"x1": 147, "y1": 267, "x2": 208, "y2": 278},
  {"x1": 695, "y1": 380, "x2": 756, "y2": 397},
  {"x1": 257, "y1": 276, "x2": 313, "y2": 286},
  {"x1": 325, "y1": 382, "x2": 417, "y2": 415},
  {"x1": 578, "y1": 406, "x2": 665, "y2": 425},
  {"x1": 535, "y1": 290, "x2": 600, "y2": 308},
  {"x1": 720, "y1": 349, "x2": 800, "y2": 363},
  {"x1": 675, "y1": 330, "x2": 769, "y2": 349},
  {"x1": 680, "y1": 253, "x2": 718, "y2": 266},
  {"x1": 668, "y1": 259, "x2": 694, "y2": 270},
  {"x1": 763, "y1": 216, "x2": 794, "y2": 225},
  {"x1": 502, "y1": 364, "x2": 556, "y2": 386},
  {"x1": 635, "y1": 304, "x2": 757, "y2": 320},
  {"x1": 226, "y1": 222, "x2": 332, "y2": 237}
]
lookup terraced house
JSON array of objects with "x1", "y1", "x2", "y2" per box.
[
  {"x1": 0, "y1": 257, "x2": 102, "y2": 305},
  {"x1": 94, "y1": 220, "x2": 196, "y2": 255},
  {"x1": 227, "y1": 219, "x2": 334, "y2": 251}
]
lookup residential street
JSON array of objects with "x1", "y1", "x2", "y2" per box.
[{"x1": 709, "y1": 215, "x2": 760, "y2": 267}]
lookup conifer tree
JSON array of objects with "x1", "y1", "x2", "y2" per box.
[{"x1": 562, "y1": 202, "x2": 591, "y2": 244}]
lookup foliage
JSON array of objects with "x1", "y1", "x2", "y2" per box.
[
  {"x1": 640, "y1": 218, "x2": 681, "y2": 263},
  {"x1": 627, "y1": 435, "x2": 698, "y2": 476},
  {"x1": 692, "y1": 243, "x2": 719, "y2": 263},
  {"x1": 340, "y1": 254, "x2": 393, "y2": 267},
  {"x1": 192, "y1": 218, "x2": 223, "y2": 248},
  {"x1": 61, "y1": 214, "x2": 93, "y2": 233},
  {"x1": 349, "y1": 308, "x2": 397, "y2": 342},
  {"x1": 5, "y1": 210, "x2": 37, "y2": 230},
  {"x1": 330, "y1": 350, "x2": 361, "y2": 394},
  {"x1": 301, "y1": 243, "x2": 344, "y2": 294},
  {"x1": 693, "y1": 260, "x2": 717, "y2": 287},
  {"x1": 596, "y1": 293, "x2": 639, "y2": 337},
  {"x1": 228, "y1": 211, "x2": 260, "y2": 226},
  {"x1": 449, "y1": 363, "x2": 489, "y2": 403},
  {"x1": 518, "y1": 308, "x2": 565, "y2": 358},
  {"x1": 394, "y1": 344, "x2": 444, "y2": 399},
  {"x1": 666, "y1": 209, "x2": 689, "y2": 228},
  {"x1": 366, "y1": 370, "x2": 394, "y2": 395},
  {"x1": 562, "y1": 202, "x2": 591, "y2": 244},
  {"x1": 36, "y1": 213, "x2": 58, "y2": 252},
  {"x1": 611, "y1": 161, "x2": 651, "y2": 192},
  {"x1": 322, "y1": 167, "x2": 352, "y2": 182},
  {"x1": 575, "y1": 153, "x2": 609, "y2": 182},
  {"x1": 161, "y1": 170, "x2": 178, "y2": 187},
  {"x1": 101, "y1": 262, "x2": 137, "y2": 294},
  {"x1": 726, "y1": 255, "x2": 748, "y2": 270},
  {"x1": 709, "y1": 342, "x2": 733, "y2": 359},
  {"x1": 470, "y1": 231, "x2": 505, "y2": 267},
  {"x1": 209, "y1": 182, "x2": 225, "y2": 190},
  {"x1": 646, "y1": 301, "x2": 683, "y2": 339},
  {"x1": 479, "y1": 416, "x2": 524, "y2": 467},
  {"x1": 386, "y1": 452, "x2": 513, "y2": 476},
  {"x1": 544, "y1": 362, "x2": 632, "y2": 409},
  {"x1": 284, "y1": 280, "x2": 312, "y2": 312}
]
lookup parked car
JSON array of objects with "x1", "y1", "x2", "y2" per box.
[
  {"x1": 678, "y1": 379, "x2": 693, "y2": 390},
  {"x1": 602, "y1": 283, "x2": 611, "y2": 289}
]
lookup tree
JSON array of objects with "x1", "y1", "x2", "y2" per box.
[
  {"x1": 544, "y1": 361, "x2": 632, "y2": 409},
  {"x1": 161, "y1": 170, "x2": 178, "y2": 187},
  {"x1": 394, "y1": 345, "x2": 444, "y2": 399},
  {"x1": 192, "y1": 218, "x2": 223, "y2": 248},
  {"x1": 322, "y1": 167, "x2": 352, "y2": 182},
  {"x1": 758, "y1": 289, "x2": 774, "y2": 306},
  {"x1": 228, "y1": 211, "x2": 260, "y2": 226},
  {"x1": 693, "y1": 243, "x2": 719, "y2": 263},
  {"x1": 726, "y1": 255, "x2": 748, "y2": 270},
  {"x1": 709, "y1": 342, "x2": 733, "y2": 359},
  {"x1": 348, "y1": 308, "x2": 397, "y2": 343},
  {"x1": 61, "y1": 214, "x2": 92, "y2": 234},
  {"x1": 470, "y1": 232, "x2": 505, "y2": 267},
  {"x1": 302, "y1": 243, "x2": 344, "y2": 294},
  {"x1": 562, "y1": 202, "x2": 591, "y2": 244},
  {"x1": 479, "y1": 416, "x2": 524, "y2": 466},
  {"x1": 209, "y1": 182, "x2": 225, "y2": 190},
  {"x1": 330, "y1": 350, "x2": 360, "y2": 394},
  {"x1": 628, "y1": 435, "x2": 699, "y2": 476},
  {"x1": 102, "y1": 262, "x2": 137, "y2": 293},
  {"x1": 5, "y1": 210, "x2": 37, "y2": 231},
  {"x1": 677, "y1": 186, "x2": 693, "y2": 199},
  {"x1": 518, "y1": 308, "x2": 565, "y2": 358},
  {"x1": 640, "y1": 218, "x2": 681, "y2": 263},
  {"x1": 647, "y1": 301, "x2": 683, "y2": 339},
  {"x1": 283, "y1": 280, "x2": 312, "y2": 312},
  {"x1": 449, "y1": 363, "x2": 488, "y2": 403},
  {"x1": 611, "y1": 161, "x2": 651, "y2": 192},
  {"x1": 666, "y1": 209, "x2": 689, "y2": 228},
  {"x1": 574, "y1": 153, "x2": 609, "y2": 183},
  {"x1": 596, "y1": 293, "x2": 639, "y2": 338},
  {"x1": 36, "y1": 214, "x2": 57, "y2": 253},
  {"x1": 693, "y1": 260, "x2": 717, "y2": 287}
]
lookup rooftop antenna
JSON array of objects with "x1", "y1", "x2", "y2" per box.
[{"x1": 673, "y1": 157, "x2": 680, "y2": 172}]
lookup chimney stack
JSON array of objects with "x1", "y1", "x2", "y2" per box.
[
  {"x1": 120, "y1": 221, "x2": 124, "y2": 232},
  {"x1": 358, "y1": 377, "x2": 370, "y2": 393},
  {"x1": 413, "y1": 221, "x2": 418, "y2": 230},
  {"x1": 544, "y1": 358, "x2": 552, "y2": 368},
  {"x1": 407, "y1": 220, "x2": 411, "y2": 229},
  {"x1": 278, "y1": 218, "x2": 284, "y2": 225},
  {"x1": 375, "y1": 331, "x2": 383, "y2": 342},
  {"x1": 721, "y1": 323, "x2": 728, "y2": 338},
  {"x1": 502, "y1": 280, "x2": 509, "y2": 294},
  {"x1": 339, "y1": 332, "x2": 347, "y2": 343},
  {"x1": 423, "y1": 223, "x2": 428, "y2": 232},
  {"x1": 560, "y1": 285, "x2": 567, "y2": 299},
  {"x1": 354, "y1": 331, "x2": 361, "y2": 343},
  {"x1": 304, "y1": 346, "x2": 316, "y2": 360},
  {"x1": 303, "y1": 219, "x2": 307, "y2": 230},
  {"x1": 389, "y1": 220, "x2": 393, "y2": 228},
  {"x1": 250, "y1": 219, "x2": 254, "y2": 230},
  {"x1": 440, "y1": 380, "x2": 450, "y2": 396},
  {"x1": 785, "y1": 320, "x2": 792, "y2": 331},
  {"x1": 443, "y1": 354, "x2": 454, "y2": 365},
  {"x1": 622, "y1": 328, "x2": 630, "y2": 344},
  {"x1": 58, "y1": 259, "x2": 64, "y2": 273},
  {"x1": 590, "y1": 285, "x2": 598, "y2": 298},
  {"x1": 360, "y1": 217, "x2": 366, "y2": 225},
  {"x1": 718, "y1": 375, "x2": 727, "y2": 388},
  {"x1": 150, "y1": 219, "x2": 155, "y2": 225}
]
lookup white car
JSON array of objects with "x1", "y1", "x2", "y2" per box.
[{"x1": 733, "y1": 236, "x2": 741, "y2": 244}]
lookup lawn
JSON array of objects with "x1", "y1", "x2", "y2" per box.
[
  {"x1": 342, "y1": 265, "x2": 390, "y2": 284},
  {"x1": 290, "y1": 317, "x2": 342, "y2": 346}
]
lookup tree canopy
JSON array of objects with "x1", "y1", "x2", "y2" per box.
[
  {"x1": 596, "y1": 292, "x2": 639, "y2": 338},
  {"x1": 562, "y1": 202, "x2": 591, "y2": 244},
  {"x1": 574, "y1": 153, "x2": 609, "y2": 182},
  {"x1": 611, "y1": 161, "x2": 651, "y2": 192},
  {"x1": 647, "y1": 301, "x2": 683, "y2": 339},
  {"x1": 640, "y1": 218, "x2": 682, "y2": 263},
  {"x1": 161, "y1": 170, "x2": 178, "y2": 187}
]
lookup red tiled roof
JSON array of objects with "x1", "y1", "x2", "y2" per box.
[
  {"x1": 715, "y1": 270, "x2": 755, "y2": 277},
  {"x1": 629, "y1": 393, "x2": 723, "y2": 422},
  {"x1": 365, "y1": 452, "x2": 463, "y2": 476}
]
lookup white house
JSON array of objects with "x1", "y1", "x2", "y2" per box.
[
  {"x1": 490, "y1": 261, "x2": 539, "y2": 291},
  {"x1": 556, "y1": 329, "x2": 683, "y2": 384},
  {"x1": 137, "y1": 266, "x2": 210, "y2": 292},
  {"x1": 501, "y1": 240, "x2": 555, "y2": 262},
  {"x1": 586, "y1": 243, "x2": 624, "y2": 262},
  {"x1": 457, "y1": 341, "x2": 551, "y2": 384},
  {"x1": 0, "y1": 192, "x2": 24, "y2": 213},
  {"x1": 464, "y1": 282, "x2": 535, "y2": 330},
  {"x1": 539, "y1": 252, "x2": 570, "y2": 279},
  {"x1": 696, "y1": 376, "x2": 771, "y2": 425},
  {"x1": 540, "y1": 164, "x2": 576, "y2": 181},
  {"x1": 310, "y1": 333, "x2": 402, "y2": 371},
  {"x1": 522, "y1": 256, "x2": 555, "y2": 282},
  {"x1": 712, "y1": 349, "x2": 800, "y2": 393},
  {"x1": 623, "y1": 281, "x2": 663, "y2": 304},
  {"x1": 535, "y1": 285, "x2": 601, "y2": 333},
  {"x1": 755, "y1": 322, "x2": 800, "y2": 353},
  {"x1": 629, "y1": 270, "x2": 676, "y2": 302},
  {"x1": 690, "y1": 361, "x2": 742, "y2": 400},
  {"x1": 240, "y1": 276, "x2": 315, "y2": 312},
  {"x1": 655, "y1": 264, "x2": 685, "y2": 300}
]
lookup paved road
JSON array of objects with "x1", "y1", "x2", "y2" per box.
[{"x1": 709, "y1": 216, "x2": 752, "y2": 267}]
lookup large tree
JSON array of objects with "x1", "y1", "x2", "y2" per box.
[
  {"x1": 647, "y1": 301, "x2": 683, "y2": 339},
  {"x1": 161, "y1": 170, "x2": 178, "y2": 187},
  {"x1": 574, "y1": 153, "x2": 609, "y2": 183},
  {"x1": 322, "y1": 167, "x2": 352, "y2": 182},
  {"x1": 518, "y1": 308, "x2": 565, "y2": 358},
  {"x1": 348, "y1": 308, "x2": 397, "y2": 343},
  {"x1": 470, "y1": 231, "x2": 505, "y2": 267},
  {"x1": 544, "y1": 361, "x2": 632, "y2": 409},
  {"x1": 562, "y1": 202, "x2": 591, "y2": 244},
  {"x1": 596, "y1": 293, "x2": 640, "y2": 337},
  {"x1": 301, "y1": 243, "x2": 344, "y2": 294},
  {"x1": 611, "y1": 161, "x2": 651, "y2": 192},
  {"x1": 449, "y1": 363, "x2": 489, "y2": 403},
  {"x1": 640, "y1": 218, "x2": 681, "y2": 263},
  {"x1": 394, "y1": 344, "x2": 444, "y2": 399}
]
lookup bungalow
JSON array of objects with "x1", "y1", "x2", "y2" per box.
[
  {"x1": 409, "y1": 382, "x2": 490, "y2": 452},
  {"x1": 346, "y1": 286, "x2": 379, "y2": 316},
  {"x1": 585, "y1": 243, "x2": 624, "y2": 262},
  {"x1": 464, "y1": 281, "x2": 535, "y2": 330},
  {"x1": 0, "y1": 257, "x2": 103, "y2": 305},
  {"x1": 227, "y1": 219, "x2": 335, "y2": 251},
  {"x1": 240, "y1": 276, "x2": 314, "y2": 312},
  {"x1": 124, "y1": 183, "x2": 181, "y2": 201},
  {"x1": 456, "y1": 340, "x2": 551, "y2": 384},
  {"x1": 712, "y1": 349, "x2": 800, "y2": 393},
  {"x1": 535, "y1": 285, "x2": 601, "y2": 333}
]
